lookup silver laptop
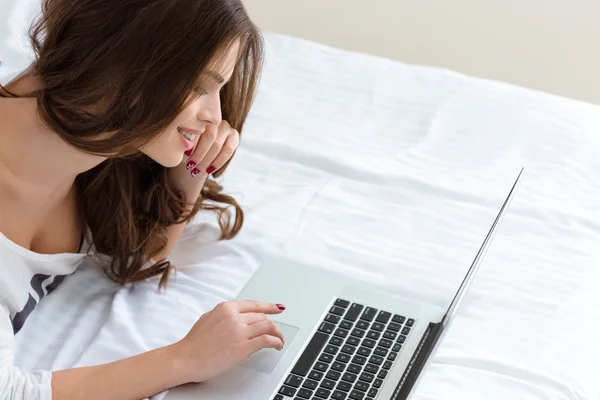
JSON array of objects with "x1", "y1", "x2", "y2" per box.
[{"x1": 167, "y1": 169, "x2": 524, "y2": 400}]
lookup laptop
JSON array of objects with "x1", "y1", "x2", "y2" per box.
[{"x1": 166, "y1": 169, "x2": 524, "y2": 400}]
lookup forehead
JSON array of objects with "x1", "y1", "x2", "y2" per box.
[{"x1": 206, "y1": 39, "x2": 241, "y2": 76}]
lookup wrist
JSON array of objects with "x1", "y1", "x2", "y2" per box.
[{"x1": 164, "y1": 341, "x2": 194, "y2": 387}]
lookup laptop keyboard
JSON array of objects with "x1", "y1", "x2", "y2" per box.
[{"x1": 274, "y1": 298, "x2": 415, "y2": 400}]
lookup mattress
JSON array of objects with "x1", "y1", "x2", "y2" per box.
[{"x1": 3, "y1": 4, "x2": 600, "y2": 399}]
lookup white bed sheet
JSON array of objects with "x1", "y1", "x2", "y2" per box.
[{"x1": 3, "y1": 5, "x2": 600, "y2": 398}]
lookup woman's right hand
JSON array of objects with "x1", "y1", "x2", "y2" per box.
[{"x1": 173, "y1": 300, "x2": 286, "y2": 383}]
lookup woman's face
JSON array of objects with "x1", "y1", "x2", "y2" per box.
[{"x1": 140, "y1": 40, "x2": 241, "y2": 167}]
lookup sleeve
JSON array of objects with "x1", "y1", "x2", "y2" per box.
[{"x1": 0, "y1": 306, "x2": 52, "y2": 400}]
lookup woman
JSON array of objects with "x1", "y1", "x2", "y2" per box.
[{"x1": 0, "y1": 0, "x2": 286, "y2": 399}]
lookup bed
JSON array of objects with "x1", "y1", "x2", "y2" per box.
[{"x1": 3, "y1": 4, "x2": 600, "y2": 399}]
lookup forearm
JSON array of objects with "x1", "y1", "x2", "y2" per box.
[{"x1": 52, "y1": 342, "x2": 188, "y2": 400}]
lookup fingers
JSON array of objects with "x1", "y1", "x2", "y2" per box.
[
  {"x1": 247, "y1": 319, "x2": 285, "y2": 344},
  {"x1": 196, "y1": 134, "x2": 227, "y2": 173},
  {"x1": 246, "y1": 334, "x2": 284, "y2": 356},
  {"x1": 242, "y1": 312, "x2": 270, "y2": 325},
  {"x1": 206, "y1": 130, "x2": 239, "y2": 174},
  {"x1": 235, "y1": 300, "x2": 285, "y2": 314},
  {"x1": 185, "y1": 126, "x2": 216, "y2": 174}
]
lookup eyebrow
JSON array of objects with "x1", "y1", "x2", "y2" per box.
[{"x1": 205, "y1": 71, "x2": 225, "y2": 84}]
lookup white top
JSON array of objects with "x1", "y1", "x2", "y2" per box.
[{"x1": 0, "y1": 232, "x2": 87, "y2": 400}]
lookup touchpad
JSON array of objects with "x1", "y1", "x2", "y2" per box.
[{"x1": 239, "y1": 321, "x2": 299, "y2": 374}]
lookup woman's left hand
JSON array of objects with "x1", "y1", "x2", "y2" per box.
[{"x1": 168, "y1": 120, "x2": 240, "y2": 204}]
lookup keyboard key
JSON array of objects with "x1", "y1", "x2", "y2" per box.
[
  {"x1": 357, "y1": 347, "x2": 371, "y2": 357},
  {"x1": 397, "y1": 335, "x2": 406, "y2": 344},
  {"x1": 303, "y1": 379, "x2": 318, "y2": 390},
  {"x1": 325, "y1": 345, "x2": 340, "y2": 355},
  {"x1": 347, "y1": 363, "x2": 362, "y2": 374},
  {"x1": 335, "y1": 299, "x2": 350, "y2": 308},
  {"x1": 388, "y1": 322, "x2": 402, "y2": 332},
  {"x1": 344, "y1": 303, "x2": 365, "y2": 322},
  {"x1": 326, "y1": 314, "x2": 341, "y2": 324},
  {"x1": 309, "y1": 370, "x2": 324, "y2": 381},
  {"x1": 347, "y1": 336, "x2": 360, "y2": 346},
  {"x1": 335, "y1": 328, "x2": 349, "y2": 338},
  {"x1": 392, "y1": 315, "x2": 406, "y2": 324},
  {"x1": 354, "y1": 380, "x2": 369, "y2": 392},
  {"x1": 330, "y1": 336, "x2": 344, "y2": 346},
  {"x1": 379, "y1": 338, "x2": 393, "y2": 348},
  {"x1": 402, "y1": 327, "x2": 411, "y2": 335},
  {"x1": 349, "y1": 389, "x2": 365, "y2": 400},
  {"x1": 278, "y1": 385, "x2": 296, "y2": 397},
  {"x1": 371, "y1": 322, "x2": 385, "y2": 332},
  {"x1": 285, "y1": 374, "x2": 303, "y2": 388},
  {"x1": 374, "y1": 347, "x2": 388, "y2": 357},
  {"x1": 375, "y1": 311, "x2": 391, "y2": 324},
  {"x1": 291, "y1": 332, "x2": 328, "y2": 377},
  {"x1": 360, "y1": 339, "x2": 375, "y2": 349},
  {"x1": 359, "y1": 372, "x2": 375, "y2": 383},
  {"x1": 369, "y1": 355, "x2": 384, "y2": 365},
  {"x1": 352, "y1": 355, "x2": 367, "y2": 365},
  {"x1": 351, "y1": 328, "x2": 366, "y2": 338},
  {"x1": 392, "y1": 343, "x2": 402, "y2": 352},
  {"x1": 383, "y1": 330, "x2": 397, "y2": 340},
  {"x1": 383, "y1": 360, "x2": 393, "y2": 370},
  {"x1": 297, "y1": 388, "x2": 313, "y2": 399},
  {"x1": 274, "y1": 395, "x2": 284, "y2": 400},
  {"x1": 337, "y1": 381, "x2": 352, "y2": 392},
  {"x1": 366, "y1": 331, "x2": 381, "y2": 340},
  {"x1": 314, "y1": 362, "x2": 329, "y2": 372},
  {"x1": 342, "y1": 372, "x2": 358, "y2": 383},
  {"x1": 360, "y1": 307, "x2": 378, "y2": 322},
  {"x1": 341, "y1": 344, "x2": 356, "y2": 354},
  {"x1": 326, "y1": 370, "x2": 341, "y2": 380},
  {"x1": 319, "y1": 353, "x2": 334, "y2": 363},
  {"x1": 388, "y1": 352, "x2": 398, "y2": 361},
  {"x1": 336, "y1": 353, "x2": 351, "y2": 364},
  {"x1": 319, "y1": 322, "x2": 336, "y2": 334},
  {"x1": 378, "y1": 369, "x2": 388, "y2": 379},
  {"x1": 364, "y1": 363, "x2": 379, "y2": 374},
  {"x1": 368, "y1": 388, "x2": 378, "y2": 397},
  {"x1": 407, "y1": 318, "x2": 415, "y2": 327},
  {"x1": 331, "y1": 306, "x2": 346, "y2": 316},
  {"x1": 373, "y1": 378, "x2": 383, "y2": 388},
  {"x1": 321, "y1": 379, "x2": 336, "y2": 390},
  {"x1": 340, "y1": 320, "x2": 353, "y2": 330},
  {"x1": 332, "y1": 362, "x2": 346, "y2": 372},
  {"x1": 315, "y1": 387, "x2": 332, "y2": 399},
  {"x1": 332, "y1": 390, "x2": 348, "y2": 399},
  {"x1": 356, "y1": 320, "x2": 370, "y2": 330}
]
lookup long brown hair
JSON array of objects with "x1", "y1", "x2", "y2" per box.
[{"x1": 0, "y1": 0, "x2": 264, "y2": 288}]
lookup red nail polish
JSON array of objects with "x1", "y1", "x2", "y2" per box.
[
  {"x1": 206, "y1": 165, "x2": 216, "y2": 174},
  {"x1": 191, "y1": 168, "x2": 201, "y2": 177},
  {"x1": 184, "y1": 149, "x2": 193, "y2": 156},
  {"x1": 276, "y1": 304, "x2": 286, "y2": 311},
  {"x1": 186, "y1": 161, "x2": 196, "y2": 171}
]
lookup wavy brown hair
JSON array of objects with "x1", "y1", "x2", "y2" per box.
[{"x1": 0, "y1": 0, "x2": 263, "y2": 288}]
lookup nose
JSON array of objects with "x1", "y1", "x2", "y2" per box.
[{"x1": 196, "y1": 93, "x2": 222, "y2": 126}]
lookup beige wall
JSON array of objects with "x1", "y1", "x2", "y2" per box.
[{"x1": 244, "y1": 0, "x2": 600, "y2": 105}]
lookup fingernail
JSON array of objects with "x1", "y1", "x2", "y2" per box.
[
  {"x1": 191, "y1": 168, "x2": 201, "y2": 177},
  {"x1": 184, "y1": 149, "x2": 193, "y2": 156},
  {"x1": 276, "y1": 304, "x2": 286, "y2": 311},
  {"x1": 206, "y1": 165, "x2": 216, "y2": 175},
  {"x1": 186, "y1": 161, "x2": 196, "y2": 171}
]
